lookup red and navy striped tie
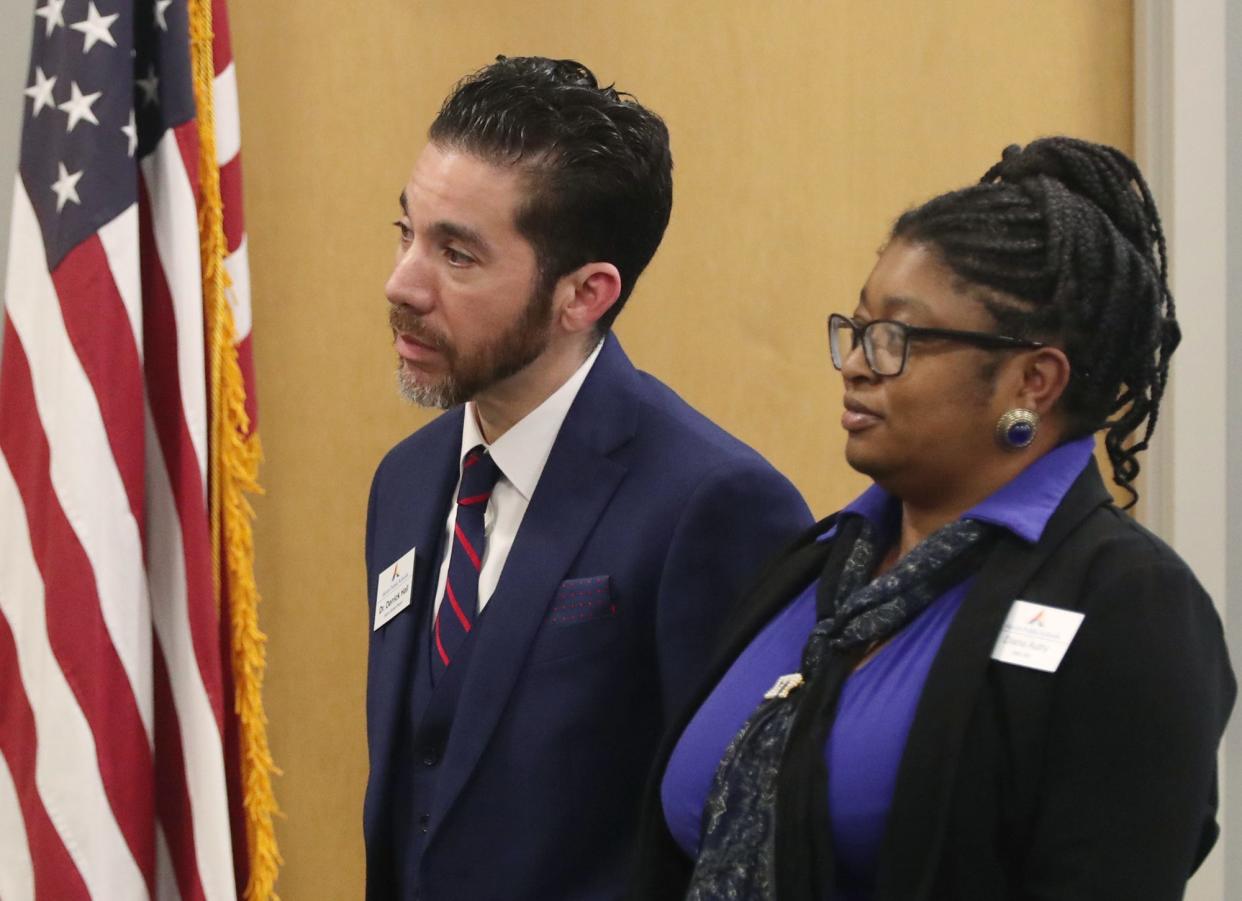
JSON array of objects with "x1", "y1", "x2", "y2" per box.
[{"x1": 432, "y1": 445, "x2": 502, "y2": 681}]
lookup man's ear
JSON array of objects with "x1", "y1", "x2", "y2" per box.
[{"x1": 555, "y1": 262, "x2": 622, "y2": 334}]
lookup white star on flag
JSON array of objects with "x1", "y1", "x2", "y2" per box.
[
  {"x1": 155, "y1": 0, "x2": 174, "y2": 31},
  {"x1": 71, "y1": 1, "x2": 120, "y2": 53},
  {"x1": 121, "y1": 109, "x2": 138, "y2": 157},
  {"x1": 137, "y1": 65, "x2": 160, "y2": 107},
  {"x1": 23, "y1": 67, "x2": 58, "y2": 117},
  {"x1": 50, "y1": 161, "x2": 83, "y2": 211},
  {"x1": 34, "y1": 0, "x2": 66, "y2": 37},
  {"x1": 58, "y1": 80, "x2": 103, "y2": 132}
]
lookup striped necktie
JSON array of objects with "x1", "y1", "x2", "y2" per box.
[{"x1": 432, "y1": 445, "x2": 501, "y2": 681}]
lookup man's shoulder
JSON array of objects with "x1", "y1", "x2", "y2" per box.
[
  {"x1": 372, "y1": 407, "x2": 463, "y2": 482},
  {"x1": 626, "y1": 368, "x2": 779, "y2": 470},
  {"x1": 570, "y1": 336, "x2": 785, "y2": 474}
]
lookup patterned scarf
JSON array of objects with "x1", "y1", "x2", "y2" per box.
[{"x1": 687, "y1": 514, "x2": 994, "y2": 901}]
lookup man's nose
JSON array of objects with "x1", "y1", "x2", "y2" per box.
[{"x1": 385, "y1": 243, "x2": 434, "y2": 313}]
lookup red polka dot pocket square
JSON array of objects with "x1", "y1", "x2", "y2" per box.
[{"x1": 547, "y1": 575, "x2": 616, "y2": 625}]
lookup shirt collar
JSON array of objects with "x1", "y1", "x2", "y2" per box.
[
  {"x1": 824, "y1": 436, "x2": 1096, "y2": 545},
  {"x1": 963, "y1": 435, "x2": 1095, "y2": 542},
  {"x1": 460, "y1": 338, "x2": 605, "y2": 500}
]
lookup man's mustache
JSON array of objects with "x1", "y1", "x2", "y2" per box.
[{"x1": 389, "y1": 305, "x2": 449, "y2": 352}]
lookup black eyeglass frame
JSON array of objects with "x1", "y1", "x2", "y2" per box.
[{"x1": 827, "y1": 313, "x2": 1045, "y2": 377}]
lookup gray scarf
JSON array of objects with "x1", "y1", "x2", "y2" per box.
[{"x1": 687, "y1": 514, "x2": 993, "y2": 901}]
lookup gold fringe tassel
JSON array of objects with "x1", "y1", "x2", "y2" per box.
[{"x1": 187, "y1": 2, "x2": 282, "y2": 898}]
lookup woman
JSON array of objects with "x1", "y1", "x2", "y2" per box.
[{"x1": 630, "y1": 138, "x2": 1235, "y2": 901}]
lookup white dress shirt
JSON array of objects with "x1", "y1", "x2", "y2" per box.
[{"x1": 432, "y1": 339, "x2": 604, "y2": 619}]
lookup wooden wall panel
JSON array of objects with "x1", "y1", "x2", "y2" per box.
[{"x1": 229, "y1": 3, "x2": 1132, "y2": 896}]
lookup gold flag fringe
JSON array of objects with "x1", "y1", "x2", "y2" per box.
[{"x1": 188, "y1": 1, "x2": 282, "y2": 898}]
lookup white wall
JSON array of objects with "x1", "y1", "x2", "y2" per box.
[
  {"x1": 1137, "y1": 2, "x2": 1236, "y2": 900},
  {"x1": 1, "y1": 0, "x2": 32, "y2": 346},
  {"x1": 1225, "y1": 0, "x2": 1242, "y2": 895}
]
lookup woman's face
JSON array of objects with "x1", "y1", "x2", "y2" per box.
[{"x1": 839, "y1": 239, "x2": 1016, "y2": 506}]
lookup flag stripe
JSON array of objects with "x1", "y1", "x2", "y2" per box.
[
  {"x1": 152, "y1": 641, "x2": 209, "y2": 901},
  {"x1": 213, "y1": 3, "x2": 257, "y2": 445},
  {"x1": 147, "y1": 405, "x2": 236, "y2": 900},
  {"x1": 213, "y1": 63, "x2": 241, "y2": 167},
  {"x1": 0, "y1": 324, "x2": 154, "y2": 897},
  {"x1": 172, "y1": 120, "x2": 204, "y2": 211},
  {"x1": 140, "y1": 177, "x2": 227, "y2": 732},
  {"x1": 97, "y1": 204, "x2": 144, "y2": 356},
  {"x1": 0, "y1": 612, "x2": 86, "y2": 901},
  {"x1": 5, "y1": 184, "x2": 154, "y2": 736},
  {"x1": 211, "y1": 0, "x2": 235, "y2": 77},
  {"x1": 236, "y1": 333, "x2": 259, "y2": 429},
  {"x1": 219, "y1": 155, "x2": 244, "y2": 254},
  {"x1": 223, "y1": 230, "x2": 251, "y2": 339},
  {"x1": 51, "y1": 230, "x2": 147, "y2": 539},
  {"x1": 156, "y1": 825, "x2": 188, "y2": 901},
  {"x1": 143, "y1": 131, "x2": 208, "y2": 486}
]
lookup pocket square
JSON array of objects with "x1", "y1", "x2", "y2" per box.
[{"x1": 548, "y1": 575, "x2": 615, "y2": 625}]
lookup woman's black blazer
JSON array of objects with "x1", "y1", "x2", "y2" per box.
[{"x1": 630, "y1": 459, "x2": 1235, "y2": 901}]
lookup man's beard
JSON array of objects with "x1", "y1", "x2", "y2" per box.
[{"x1": 390, "y1": 284, "x2": 554, "y2": 409}]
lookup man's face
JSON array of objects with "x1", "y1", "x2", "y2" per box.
[{"x1": 386, "y1": 143, "x2": 554, "y2": 409}]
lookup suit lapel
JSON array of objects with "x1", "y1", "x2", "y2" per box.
[
  {"x1": 874, "y1": 459, "x2": 1112, "y2": 901},
  {"x1": 425, "y1": 336, "x2": 640, "y2": 842},
  {"x1": 367, "y1": 411, "x2": 462, "y2": 787}
]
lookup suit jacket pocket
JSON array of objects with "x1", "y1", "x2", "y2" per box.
[{"x1": 528, "y1": 575, "x2": 619, "y2": 665}]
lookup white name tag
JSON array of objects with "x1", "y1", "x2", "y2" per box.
[
  {"x1": 374, "y1": 547, "x2": 416, "y2": 631},
  {"x1": 991, "y1": 600, "x2": 1084, "y2": 673}
]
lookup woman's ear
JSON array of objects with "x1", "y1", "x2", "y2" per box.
[{"x1": 1013, "y1": 346, "x2": 1072, "y2": 415}]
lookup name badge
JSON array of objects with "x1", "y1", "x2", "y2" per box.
[
  {"x1": 991, "y1": 600, "x2": 1084, "y2": 673},
  {"x1": 374, "y1": 547, "x2": 416, "y2": 631}
]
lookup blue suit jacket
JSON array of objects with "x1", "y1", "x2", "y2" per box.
[{"x1": 363, "y1": 336, "x2": 811, "y2": 900}]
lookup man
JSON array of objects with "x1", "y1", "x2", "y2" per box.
[{"x1": 364, "y1": 56, "x2": 811, "y2": 900}]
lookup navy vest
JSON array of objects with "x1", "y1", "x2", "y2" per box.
[{"x1": 389, "y1": 578, "x2": 487, "y2": 897}]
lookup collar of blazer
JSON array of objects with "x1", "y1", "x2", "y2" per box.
[
  {"x1": 366, "y1": 405, "x2": 462, "y2": 779},
  {"x1": 874, "y1": 456, "x2": 1110, "y2": 900}
]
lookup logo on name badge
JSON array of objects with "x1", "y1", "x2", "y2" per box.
[
  {"x1": 991, "y1": 600, "x2": 1084, "y2": 673},
  {"x1": 374, "y1": 547, "x2": 416, "y2": 631}
]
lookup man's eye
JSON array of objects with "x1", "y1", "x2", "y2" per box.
[
  {"x1": 392, "y1": 220, "x2": 413, "y2": 242},
  {"x1": 444, "y1": 247, "x2": 474, "y2": 266}
]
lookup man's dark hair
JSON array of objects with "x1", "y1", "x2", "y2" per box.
[
  {"x1": 429, "y1": 56, "x2": 673, "y2": 332},
  {"x1": 891, "y1": 137, "x2": 1179, "y2": 506}
]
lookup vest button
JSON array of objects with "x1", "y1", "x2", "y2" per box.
[
  {"x1": 418, "y1": 813, "x2": 430, "y2": 833},
  {"x1": 421, "y1": 747, "x2": 440, "y2": 767}
]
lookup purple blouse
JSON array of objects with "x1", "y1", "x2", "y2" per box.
[{"x1": 661, "y1": 437, "x2": 1096, "y2": 898}]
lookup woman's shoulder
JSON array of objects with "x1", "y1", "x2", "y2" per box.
[
  {"x1": 1032, "y1": 501, "x2": 1222, "y2": 658},
  {"x1": 1072, "y1": 500, "x2": 1185, "y2": 559}
]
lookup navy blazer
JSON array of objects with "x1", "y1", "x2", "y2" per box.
[
  {"x1": 364, "y1": 336, "x2": 812, "y2": 900},
  {"x1": 630, "y1": 458, "x2": 1235, "y2": 901}
]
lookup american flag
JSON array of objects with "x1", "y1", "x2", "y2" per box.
[{"x1": 0, "y1": 0, "x2": 271, "y2": 899}]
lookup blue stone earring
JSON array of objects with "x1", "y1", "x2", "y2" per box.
[{"x1": 996, "y1": 408, "x2": 1039, "y2": 450}]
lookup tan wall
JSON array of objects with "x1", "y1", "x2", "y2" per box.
[{"x1": 230, "y1": 2, "x2": 1132, "y2": 896}]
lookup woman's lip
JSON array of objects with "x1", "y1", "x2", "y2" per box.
[
  {"x1": 842, "y1": 408, "x2": 882, "y2": 431},
  {"x1": 841, "y1": 398, "x2": 882, "y2": 431}
]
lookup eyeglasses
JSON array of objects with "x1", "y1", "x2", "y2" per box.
[{"x1": 827, "y1": 313, "x2": 1044, "y2": 377}]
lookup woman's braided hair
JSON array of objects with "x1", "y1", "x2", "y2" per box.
[{"x1": 891, "y1": 137, "x2": 1179, "y2": 506}]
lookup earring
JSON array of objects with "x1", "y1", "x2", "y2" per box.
[{"x1": 996, "y1": 408, "x2": 1039, "y2": 450}]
